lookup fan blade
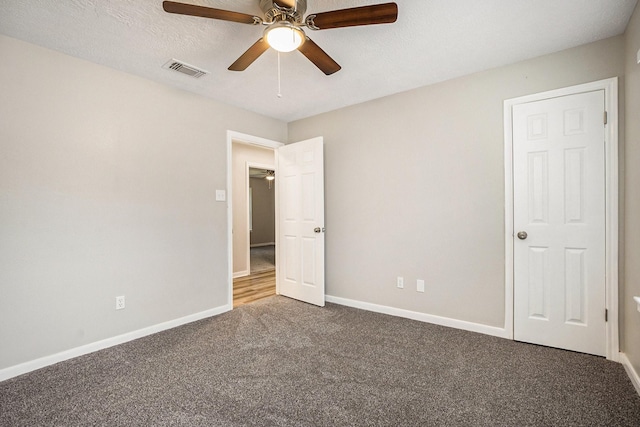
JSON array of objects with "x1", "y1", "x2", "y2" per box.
[
  {"x1": 298, "y1": 37, "x2": 341, "y2": 75},
  {"x1": 163, "y1": 1, "x2": 258, "y2": 24},
  {"x1": 228, "y1": 38, "x2": 270, "y2": 71},
  {"x1": 308, "y1": 2, "x2": 398, "y2": 30}
]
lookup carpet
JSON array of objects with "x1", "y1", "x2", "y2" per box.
[
  {"x1": 1, "y1": 296, "x2": 639, "y2": 426},
  {"x1": 251, "y1": 245, "x2": 275, "y2": 274}
]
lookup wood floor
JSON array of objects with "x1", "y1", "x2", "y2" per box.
[{"x1": 233, "y1": 270, "x2": 276, "y2": 308}]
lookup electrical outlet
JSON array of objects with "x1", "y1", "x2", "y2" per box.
[
  {"x1": 397, "y1": 276, "x2": 404, "y2": 289},
  {"x1": 417, "y1": 279, "x2": 425, "y2": 293},
  {"x1": 115, "y1": 295, "x2": 125, "y2": 310}
]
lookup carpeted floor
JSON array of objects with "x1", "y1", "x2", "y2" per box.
[
  {"x1": 1, "y1": 296, "x2": 639, "y2": 426},
  {"x1": 250, "y1": 245, "x2": 275, "y2": 273}
]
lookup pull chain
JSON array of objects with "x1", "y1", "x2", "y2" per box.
[{"x1": 277, "y1": 51, "x2": 282, "y2": 98}]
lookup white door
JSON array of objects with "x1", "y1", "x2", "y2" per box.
[
  {"x1": 513, "y1": 90, "x2": 606, "y2": 356},
  {"x1": 276, "y1": 137, "x2": 325, "y2": 306}
]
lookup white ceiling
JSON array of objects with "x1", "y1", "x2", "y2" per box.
[{"x1": 1, "y1": 0, "x2": 637, "y2": 122}]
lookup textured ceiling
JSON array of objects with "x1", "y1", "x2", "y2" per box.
[{"x1": 0, "y1": 0, "x2": 637, "y2": 122}]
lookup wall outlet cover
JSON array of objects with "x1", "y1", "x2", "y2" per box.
[{"x1": 115, "y1": 295, "x2": 125, "y2": 310}]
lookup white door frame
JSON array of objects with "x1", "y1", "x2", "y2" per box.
[
  {"x1": 503, "y1": 77, "x2": 619, "y2": 361},
  {"x1": 226, "y1": 130, "x2": 284, "y2": 310}
]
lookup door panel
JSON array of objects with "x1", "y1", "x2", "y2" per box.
[
  {"x1": 527, "y1": 246, "x2": 549, "y2": 320},
  {"x1": 277, "y1": 137, "x2": 325, "y2": 306},
  {"x1": 513, "y1": 90, "x2": 605, "y2": 356}
]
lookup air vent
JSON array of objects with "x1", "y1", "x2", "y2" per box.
[{"x1": 162, "y1": 59, "x2": 208, "y2": 78}]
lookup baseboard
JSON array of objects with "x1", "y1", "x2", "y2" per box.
[
  {"x1": 250, "y1": 242, "x2": 275, "y2": 248},
  {"x1": 619, "y1": 352, "x2": 640, "y2": 396},
  {"x1": 0, "y1": 304, "x2": 230, "y2": 383},
  {"x1": 233, "y1": 269, "x2": 249, "y2": 279},
  {"x1": 325, "y1": 295, "x2": 509, "y2": 339}
]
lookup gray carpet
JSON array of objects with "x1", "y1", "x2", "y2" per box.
[
  {"x1": 251, "y1": 245, "x2": 275, "y2": 273},
  {"x1": 1, "y1": 296, "x2": 639, "y2": 426}
]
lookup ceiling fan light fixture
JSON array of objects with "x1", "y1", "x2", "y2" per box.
[
  {"x1": 164, "y1": 1, "x2": 399, "y2": 74},
  {"x1": 265, "y1": 21, "x2": 305, "y2": 52}
]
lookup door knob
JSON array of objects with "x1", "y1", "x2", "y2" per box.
[
  {"x1": 314, "y1": 227, "x2": 325, "y2": 233},
  {"x1": 517, "y1": 231, "x2": 528, "y2": 240}
]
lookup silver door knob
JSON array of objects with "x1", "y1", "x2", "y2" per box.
[
  {"x1": 314, "y1": 227, "x2": 325, "y2": 233},
  {"x1": 517, "y1": 231, "x2": 528, "y2": 240}
]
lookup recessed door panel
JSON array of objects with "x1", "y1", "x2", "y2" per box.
[
  {"x1": 302, "y1": 173, "x2": 315, "y2": 221},
  {"x1": 528, "y1": 152, "x2": 549, "y2": 224},
  {"x1": 283, "y1": 174, "x2": 299, "y2": 221},
  {"x1": 564, "y1": 108, "x2": 586, "y2": 135},
  {"x1": 564, "y1": 148, "x2": 585, "y2": 224},
  {"x1": 527, "y1": 114, "x2": 548, "y2": 140},
  {"x1": 565, "y1": 248, "x2": 587, "y2": 325},
  {"x1": 283, "y1": 235, "x2": 297, "y2": 282},
  {"x1": 528, "y1": 247, "x2": 550, "y2": 320},
  {"x1": 302, "y1": 237, "x2": 316, "y2": 286}
]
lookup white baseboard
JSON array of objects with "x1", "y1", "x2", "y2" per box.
[
  {"x1": 325, "y1": 295, "x2": 509, "y2": 339},
  {"x1": 619, "y1": 352, "x2": 640, "y2": 396},
  {"x1": 250, "y1": 242, "x2": 275, "y2": 248},
  {"x1": 233, "y1": 269, "x2": 249, "y2": 279},
  {"x1": 0, "y1": 304, "x2": 230, "y2": 383}
]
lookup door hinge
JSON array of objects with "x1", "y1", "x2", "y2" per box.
[
  {"x1": 604, "y1": 111, "x2": 608, "y2": 125},
  {"x1": 605, "y1": 308, "x2": 608, "y2": 322}
]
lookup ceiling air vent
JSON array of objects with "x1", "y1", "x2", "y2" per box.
[{"x1": 162, "y1": 59, "x2": 208, "y2": 78}]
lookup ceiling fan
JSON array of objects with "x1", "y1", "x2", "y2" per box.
[{"x1": 162, "y1": 0, "x2": 398, "y2": 75}]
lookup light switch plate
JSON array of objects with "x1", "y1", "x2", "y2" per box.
[
  {"x1": 215, "y1": 190, "x2": 226, "y2": 201},
  {"x1": 637, "y1": 48, "x2": 640, "y2": 64}
]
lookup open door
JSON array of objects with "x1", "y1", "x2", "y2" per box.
[{"x1": 276, "y1": 137, "x2": 325, "y2": 306}]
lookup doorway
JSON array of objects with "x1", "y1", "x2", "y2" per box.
[
  {"x1": 248, "y1": 167, "x2": 276, "y2": 275},
  {"x1": 503, "y1": 78, "x2": 619, "y2": 360},
  {"x1": 228, "y1": 132, "x2": 283, "y2": 308},
  {"x1": 232, "y1": 166, "x2": 277, "y2": 308},
  {"x1": 227, "y1": 131, "x2": 327, "y2": 309}
]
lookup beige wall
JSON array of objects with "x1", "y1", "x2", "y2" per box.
[
  {"x1": 623, "y1": 4, "x2": 640, "y2": 377},
  {"x1": 288, "y1": 35, "x2": 625, "y2": 328},
  {"x1": 249, "y1": 176, "x2": 276, "y2": 246},
  {"x1": 231, "y1": 144, "x2": 275, "y2": 276},
  {"x1": 0, "y1": 35, "x2": 286, "y2": 370}
]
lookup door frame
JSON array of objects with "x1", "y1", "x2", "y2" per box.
[
  {"x1": 226, "y1": 130, "x2": 284, "y2": 310},
  {"x1": 503, "y1": 77, "x2": 619, "y2": 361}
]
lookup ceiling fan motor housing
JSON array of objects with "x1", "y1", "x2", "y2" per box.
[{"x1": 259, "y1": 0, "x2": 307, "y2": 24}]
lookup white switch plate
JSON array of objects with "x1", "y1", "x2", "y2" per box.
[
  {"x1": 397, "y1": 277, "x2": 404, "y2": 289},
  {"x1": 215, "y1": 190, "x2": 226, "y2": 201},
  {"x1": 634, "y1": 296, "x2": 640, "y2": 312},
  {"x1": 417, "y1": 279, "x2": 425, "y2": 293},
  {"x1": 637, "y1": 48, "x2": 640, "y2": 64}
]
